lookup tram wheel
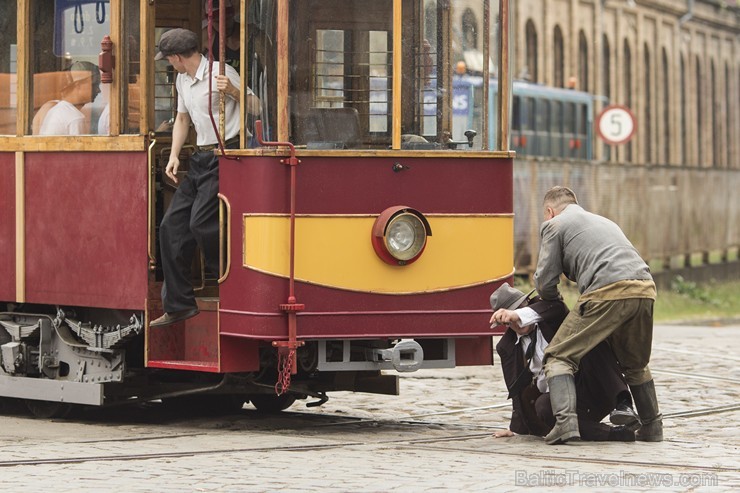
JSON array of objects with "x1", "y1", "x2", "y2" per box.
[
  {"x1": 248, "y1": 394, "x2": 296, "y2": 412},
  {"x1": 25, "y1": 399, "x2": 74, "y2": 419}
]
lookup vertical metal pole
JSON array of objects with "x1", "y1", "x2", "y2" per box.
[
  {"x1": 218, "y1": 1, "x2": 226, "y2": 137},
  {"x1": 496, "y1": 0, "x2": 511, "y2": 151}
]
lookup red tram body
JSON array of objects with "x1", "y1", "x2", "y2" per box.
[{"x1": 0, "y1": 0, "x2": 514, "y2": 416}]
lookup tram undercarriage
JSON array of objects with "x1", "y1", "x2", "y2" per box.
[{"x1": 0, "y1": 304, "x2": 468, "y2": 418}]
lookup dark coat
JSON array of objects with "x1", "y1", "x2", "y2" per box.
[{"x1": 495, "y1": 297, "x2": 629, "y2": 438}]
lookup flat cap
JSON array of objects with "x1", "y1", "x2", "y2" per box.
[
  {"x1": 154, "y1": 28, "x2": 199, "y2": 61},
  {"x1": 489, "y1": 284, "x2": 535, "y2": 312}
]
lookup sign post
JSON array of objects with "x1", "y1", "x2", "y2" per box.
[{"x1": 596, "y1": 105, "x2": 637, "y2": 145}]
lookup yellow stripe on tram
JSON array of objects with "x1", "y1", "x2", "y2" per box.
[{"x1": 243, "y1": 214, "x2": 514, "y2": 294}]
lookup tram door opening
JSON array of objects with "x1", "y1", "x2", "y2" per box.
[{"x1": 151, "y1": 2, "x2": 212, "y2": 296}]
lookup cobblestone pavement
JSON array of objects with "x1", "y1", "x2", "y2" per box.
[{"x1": 0, "y1": 323, "x2": 737, "y2": 492}]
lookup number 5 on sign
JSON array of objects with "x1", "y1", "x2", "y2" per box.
[{"x1": 596, "y1": 105, "x2": 637, "y2": 145}]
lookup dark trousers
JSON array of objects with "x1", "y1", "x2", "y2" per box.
[{"x1": 160, "y1": 150, "x2": 220, "y2": 313}]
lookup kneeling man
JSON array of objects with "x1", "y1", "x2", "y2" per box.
[{"x1": 490, "y1": 284, "x2": 638, "y2": 441}]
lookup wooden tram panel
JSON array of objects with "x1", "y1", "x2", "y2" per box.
[{"x1": 0, "y1": 153, "x2": 14, "y2": 302}]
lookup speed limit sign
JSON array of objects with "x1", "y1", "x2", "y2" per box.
[{"x1": 596, "y1": 105, "x2": 637, "y2": 145}]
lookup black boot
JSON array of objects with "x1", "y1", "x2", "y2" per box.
[
  {"x1": 544, "y1": 374, "x2": 580, "y2": 445},
  {"x1": 609, "y1": 401, "x2": 642, "y2": 432},
  {"x1": 607, "y1": 425, "x2": 636, "y2": 442},
  {"x1": 630, "y1": 380, "x2": 663, "y2": 442}
]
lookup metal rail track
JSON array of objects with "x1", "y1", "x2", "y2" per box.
[{"x1": 0, "y1": 399, "x2": 738, "y2": 471}]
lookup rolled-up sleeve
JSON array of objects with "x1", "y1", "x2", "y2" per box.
[{"x1": 533, "y1": 220, "x2": 563, "y2": 300}]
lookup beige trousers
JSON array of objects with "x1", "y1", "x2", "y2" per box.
[{"x1": 543, "y1": 297, "x2": 654, "y2": 386}]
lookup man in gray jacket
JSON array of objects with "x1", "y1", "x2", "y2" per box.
[{"x1": 534, "y1": 186, "x2": 663, "y2": 445}]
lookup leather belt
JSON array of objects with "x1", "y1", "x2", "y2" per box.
[{"x1": 197, "y1": 136, "x2": 239, "y2": 152}]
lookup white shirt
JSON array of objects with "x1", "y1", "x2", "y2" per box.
[
  {"x1": 176, "y1": 55, "x2": 244, "y2": 145},
  {"x1": 513, "y1": 306, "x2": 549, "y2": 393},
  {"x1": 39, "y1": 100, "x2": 86, "y2": 135}
]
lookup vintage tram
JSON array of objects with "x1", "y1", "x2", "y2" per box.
[{"x1": 0, "y1": 0, "x2": 515, "y2": 417}]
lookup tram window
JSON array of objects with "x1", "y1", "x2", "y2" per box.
[
  {"x1": 551, "y1": 100, "x2": 562, "y2": 132},
  {"x1": 0, "y1": 0, "x2": 17, "y2": 135},
  {"x1": 154, "y1": 28, "x2": 177, "y2": 133},
  {"x1": 535, "y1": 98, "x2": 548, "y2": 132},
  {"x1": 122, "y1": 0, "x2": 141, "y2": 134},
  {"x1": 564, "y1": 102, "x2": 575, "y2": 134},
  {"x1": 512, "y1": 96, "x2": 521, "y2": 131},
  {"x1": 30, "y1": 0, "x2": 108, "y2": 136},
  {"x1": 578, "y1": 103, "x2": 587, "y2": 135},
  {"x1": 522, "y1": 97, "x2": 535, "y2": 131}
]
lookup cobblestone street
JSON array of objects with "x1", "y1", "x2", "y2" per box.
[{"x1": 0, "y1": 323, "x2": 737, "y2": 492}]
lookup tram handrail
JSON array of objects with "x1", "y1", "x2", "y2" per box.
[{"x1": 217, "y1": 193, "x2": 232, "y2": 284}]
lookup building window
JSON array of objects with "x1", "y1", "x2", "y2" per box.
[
  {"x1": 553, "y1": 26, "x2": 564, "y2": 88},
  {"x1": 696, "y1": 55, "x2": 702, "y2": 166},
  {"x1": 711, "y1": 61, "x2": 718, "y2": 167},
  {"x1": 644, "y1": 43, "x2": 651, "y2": 163},
  {"x1": 726, "y1": 63, "x2": 732, "y2": 168},
  {"x1": 602, "y1": 34, "x2": 610, "y2": 100},
  {"x1": 623, "y1": 39, "x2": 632, "y2": 163},
  {"x1": 680, "y1": 55, "x2": 687, "y2": 165},
  {"x1": 525, "y1": 19, "x2": 537, "y2": 82},
  {"x1": 578, "y1": 30, "x2": 588, "y2": 92},
  {"x1": 462, "y1": 9, "x2": 477, "y2": 52},
  {"x1": 662, "y1": 48, "x2": 670, "y2": 164}
]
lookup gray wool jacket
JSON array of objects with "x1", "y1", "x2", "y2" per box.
[{"x1": 533, "y1": 204, "x2": 652, "y2": 300}]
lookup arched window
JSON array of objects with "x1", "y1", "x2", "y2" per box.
[
  {"x1": 578, "y1": 30, "x2": 588, "y2": 92},
  {"x1": 726, "y1": 63, "x2": 732, "y2": 168},
  {"x1": 711, "y1": 61, "x2": 718, "y2": 167},
  {"x1": 662, "y1": 48, "x2": 670, "y2": 164},
  {"x1": 602, "y1": 34, "x2": 611, "y2": 100},
  {"x1": 696, "y1": 55, "x2": 703, "y2": 165},
  {"x1": 554, "y1": 26, "x2": 564, "y2": 88},
  {"x1": 525, "y1": 19, "x2": 538, "y2": 82},
  {"x1": 680, "y1": 55, "x2": 687, "y2": 164},
  {"x1": 462, "y1": 9, "x2": 478, "y2": 51},
  {"x1": 644, "y1": 43, "x2": 651, "y2": 163},
  {"x1": 623, "y1": 39, "x2": 632, "y2": 162}
]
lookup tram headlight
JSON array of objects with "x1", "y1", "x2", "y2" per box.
[{"x1": 372, "y1": 206, "x2": 431, "y2": 266}]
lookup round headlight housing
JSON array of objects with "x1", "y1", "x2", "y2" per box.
[{"x1": 372, "y1": 206, "x2": 431, "y2": 266}]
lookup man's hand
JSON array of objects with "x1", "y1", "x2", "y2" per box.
[
  {"x1": 490, "y1": 308, "x2": 522, "y2": 327},
  {"x1": 493, "y1": 430, "x2": 515, "y2": 438},
  {"x1": 165, "y1": 156, "x2": 180, "y2": 183},
  {"x1": 216, "y1": 75, "x2": 238, "y2": 100}
]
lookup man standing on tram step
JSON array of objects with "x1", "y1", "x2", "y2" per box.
[
  {"x1": 533, "y1": 186, "x2": 663, "y2": 444},
  {"x1": 150, "y1": 28, "x2": 260, "y2": 327}
]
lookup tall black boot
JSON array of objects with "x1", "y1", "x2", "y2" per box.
[
  {"x1": 544, "y1": 374, "x2": 580, "y2": 445},
  {"x1": 630, "y1": 380, "x2": 663, "y2": 442}
]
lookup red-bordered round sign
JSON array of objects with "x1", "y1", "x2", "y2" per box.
[{"x1": 596, "y1": 105, "x2": 637, "y2": 145}]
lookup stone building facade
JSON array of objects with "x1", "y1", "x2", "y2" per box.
[{"x1": 510, "y1": 0, "x2": 739, "y2": 168}]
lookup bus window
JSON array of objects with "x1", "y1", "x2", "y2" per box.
[
  {"x1": 0, "y1": 0, "x2": 17, "y2": 135},
  {"x1": 30, "y1": 0, "x2": 108, "y2": 136}
]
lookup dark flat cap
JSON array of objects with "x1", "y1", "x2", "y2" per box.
[{"x1": 155, "y1": 28, "x2": 199, "y2": 60}]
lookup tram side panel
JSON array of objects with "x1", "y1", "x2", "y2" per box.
[
  {"x1": 219, "y1": 155, "x2": 513, "y2": 366},
  {"x1": 23, "y1": 152, "x2": 149, "y2": 310},
  {"x1": 0, "y1": 153, "x2": 15, "y2": 302}
]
